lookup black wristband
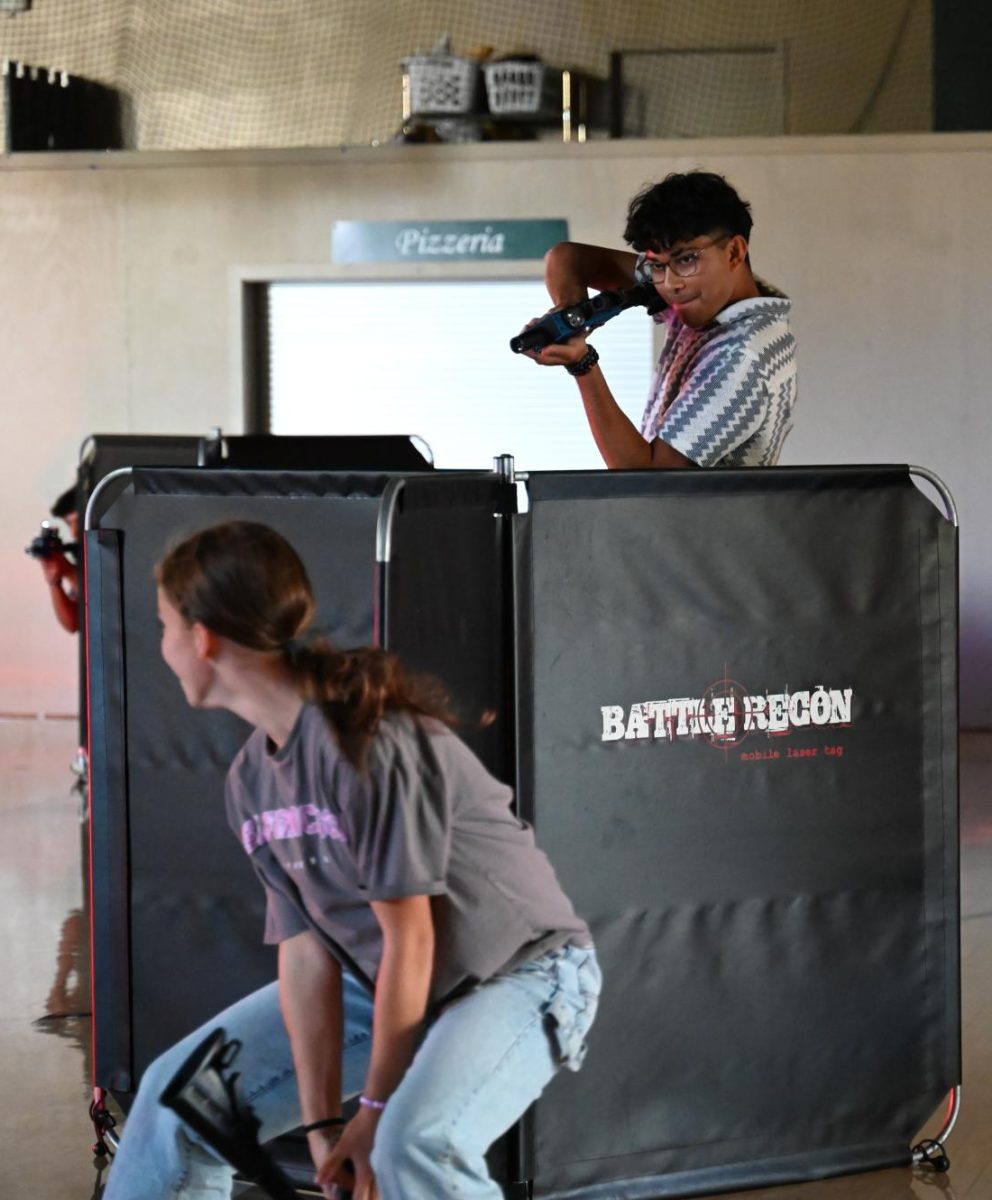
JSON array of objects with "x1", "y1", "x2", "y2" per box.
[
  {"x1": 302, "y1": 1117, "x2": 345, "y2": 1134},
  {"x1": 565, "y1": 345, "x2": 599, "y2": 376}
]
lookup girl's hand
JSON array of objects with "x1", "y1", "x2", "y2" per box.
[
  {"x1": 307, "y1": 1127, "x2": 348, "y2": 1200},
  {"x1": 314, "y1": 1106, "x2": 382, "y2": 1200}
]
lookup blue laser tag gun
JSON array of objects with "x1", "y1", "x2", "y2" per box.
[
  {"x1": 161, "y1": 1027, "x2": 353, "y2": 1200},
  {"x1": 509, "y1": 280, "x2": 665, "y2": 354}
]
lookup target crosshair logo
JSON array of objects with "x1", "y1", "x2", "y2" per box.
[{"x1": 698, "y1": 675, "x2": 752, "y2": 750}]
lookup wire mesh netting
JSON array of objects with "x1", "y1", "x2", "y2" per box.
[{"x1": 0, "y1": 0, "x2": 931, "y2": 150}]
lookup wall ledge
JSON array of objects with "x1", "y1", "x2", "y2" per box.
[{"x1": 2, "y1": 131, "x2": 992, "y2": 173}]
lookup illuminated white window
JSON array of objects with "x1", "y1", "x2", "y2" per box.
[{"x1": 268, "y1": 280, "x2": 656, "y2": 471}]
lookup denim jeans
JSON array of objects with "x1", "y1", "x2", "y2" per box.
[{"x1": 103, "y1": 942, "x2": 601, "y2": 1199}]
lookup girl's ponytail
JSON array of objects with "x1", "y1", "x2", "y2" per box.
[{"x1": 286, "y1": 638, "x2": 455, "y2": 763}]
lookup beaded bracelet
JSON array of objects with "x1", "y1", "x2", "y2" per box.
[
  {"x1": 565, "y1": 345, "x2": 600, "y2": 377},
  {"x1": 359, "y1": 1095, "x2": 388, "y2": 1112}
]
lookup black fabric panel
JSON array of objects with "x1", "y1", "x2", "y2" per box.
[
  {"x1": 513, "y1": 514, "x2": 536, "y2": 830},
  {"x1": 79, "y1": 435, "x2": 201, "y2": 503},
  {"x1": 379, "y1": 474, "x2": 519, "y2": 1188},
  {"x1": 929, "y1": 520, "x2": 961, "y2": 1082},
  {"x1": 385, "y1": 474, "x2": 510, "y2": 514},
  {"x1": 203, "y1": 435, "x2": 432, "y2": 472},
  {"x1": 536, "y1": 1141, "x2": 912, "y2": 1199},
  {"x1": 381, "y1": 475, "x2": 516, "y2": 783},
  {"x1": 524, "y1": 465, "x2": 910, "y2": 506},
  {"x1": 93, "y1": 475, "x2": 384, "y2": 1096},
  {"x1": 86, "y1": 529, "x2": 133, "y2": 1093},
  {"x1": 77, "y1": 437, "x2": 202, "y2": 744},
  {"x1": 514, "y1": 471, "x2": 958, "y2": 1197},
  {"x1": 131, "y1": 467, "x2": 402, "y2": 502}
]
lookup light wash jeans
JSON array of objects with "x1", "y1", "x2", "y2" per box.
[{"x1": 103, "y1": 943, "x2": 601, "y2": 1200}]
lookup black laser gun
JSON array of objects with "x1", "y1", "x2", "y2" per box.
[
  {"x1": 161, "y1": 1027, "x2": 352, "y2": 1200},
  {"x1": 25, "y1": 520, "x2": 78, "y2": 561},
  {"x1": 510, "y1": 280, "x2": 664, "y2": 354}
]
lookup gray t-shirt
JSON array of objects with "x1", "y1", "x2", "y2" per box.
[{"x1": 225, "y1": 704, "x2": 590, "y2": 1008}]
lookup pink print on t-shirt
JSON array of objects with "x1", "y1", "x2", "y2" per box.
[{"x1": 241, "y1": 804, "x2": 348, "y2": 855}]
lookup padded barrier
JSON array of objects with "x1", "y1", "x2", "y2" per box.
[
  {"x1": 85, "y1": 465, "x2": 520, "y2": 1189},
  {"x1": 513, "y1": 467, "x2": 958, "y2": 1197},
  {"x1": 87, "y1": 464, "x2": 959, "y2": 1198},
  {"x1": 88, "y1": 469, "x2": 396, "y2": 1090}
]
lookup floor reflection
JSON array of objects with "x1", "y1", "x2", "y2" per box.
[
  {"x1": 33, "y1": 903, "x2": 93, "y2": 1090},
  {"x1": 32, "y1": 772, "x2": 94, "y2": 1093}
]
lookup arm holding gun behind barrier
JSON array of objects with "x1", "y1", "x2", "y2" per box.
[
  {"x1": 514, "y1": 241, "x2": 642, "y2": 357},
  {"x1": 519, "y1": 242, "x2": 692, "y2": 469},
  {"x1": 28, "y1": 485, "x2": 81, "y2": 634}
]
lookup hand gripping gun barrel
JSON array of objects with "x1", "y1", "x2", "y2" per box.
[{"x1": 509, "y1": 280, "x2": 664, "y2": 354}]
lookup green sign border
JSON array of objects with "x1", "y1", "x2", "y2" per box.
[{"x1": 332, "y1": 219, "x2": 569, "y2": 264}]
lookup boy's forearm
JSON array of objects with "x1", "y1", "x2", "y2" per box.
[
  {"x1": 545, "y1": 242, "x2": 639, "y2": 307},
  {"x1": 573, "y1": 367, "x2": 652, "y2": 469}
]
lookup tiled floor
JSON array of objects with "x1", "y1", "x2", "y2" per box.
[{"x1": 2, "y1": 719, "x2": 988, "y2": 1199}]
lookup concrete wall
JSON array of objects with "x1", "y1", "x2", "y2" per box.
[{"x1": 1, "y1": 133, "x2": 989, "y2": 722}]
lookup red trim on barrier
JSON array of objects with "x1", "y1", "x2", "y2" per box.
[{"x1": 83, "y1": 530, "x2": 98, "y2": 1090}]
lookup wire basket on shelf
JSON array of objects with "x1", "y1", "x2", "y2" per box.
[
  {"x1": 402, "y1": 54, "x2": 480, "y2": 114},
  {"x1": 483, "y1": 59, "x2": 558, "y2": 115}
]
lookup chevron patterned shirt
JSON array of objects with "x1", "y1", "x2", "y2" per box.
[{"x1": 635, "y1": 272, "x2": 797, "y2": 467}]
